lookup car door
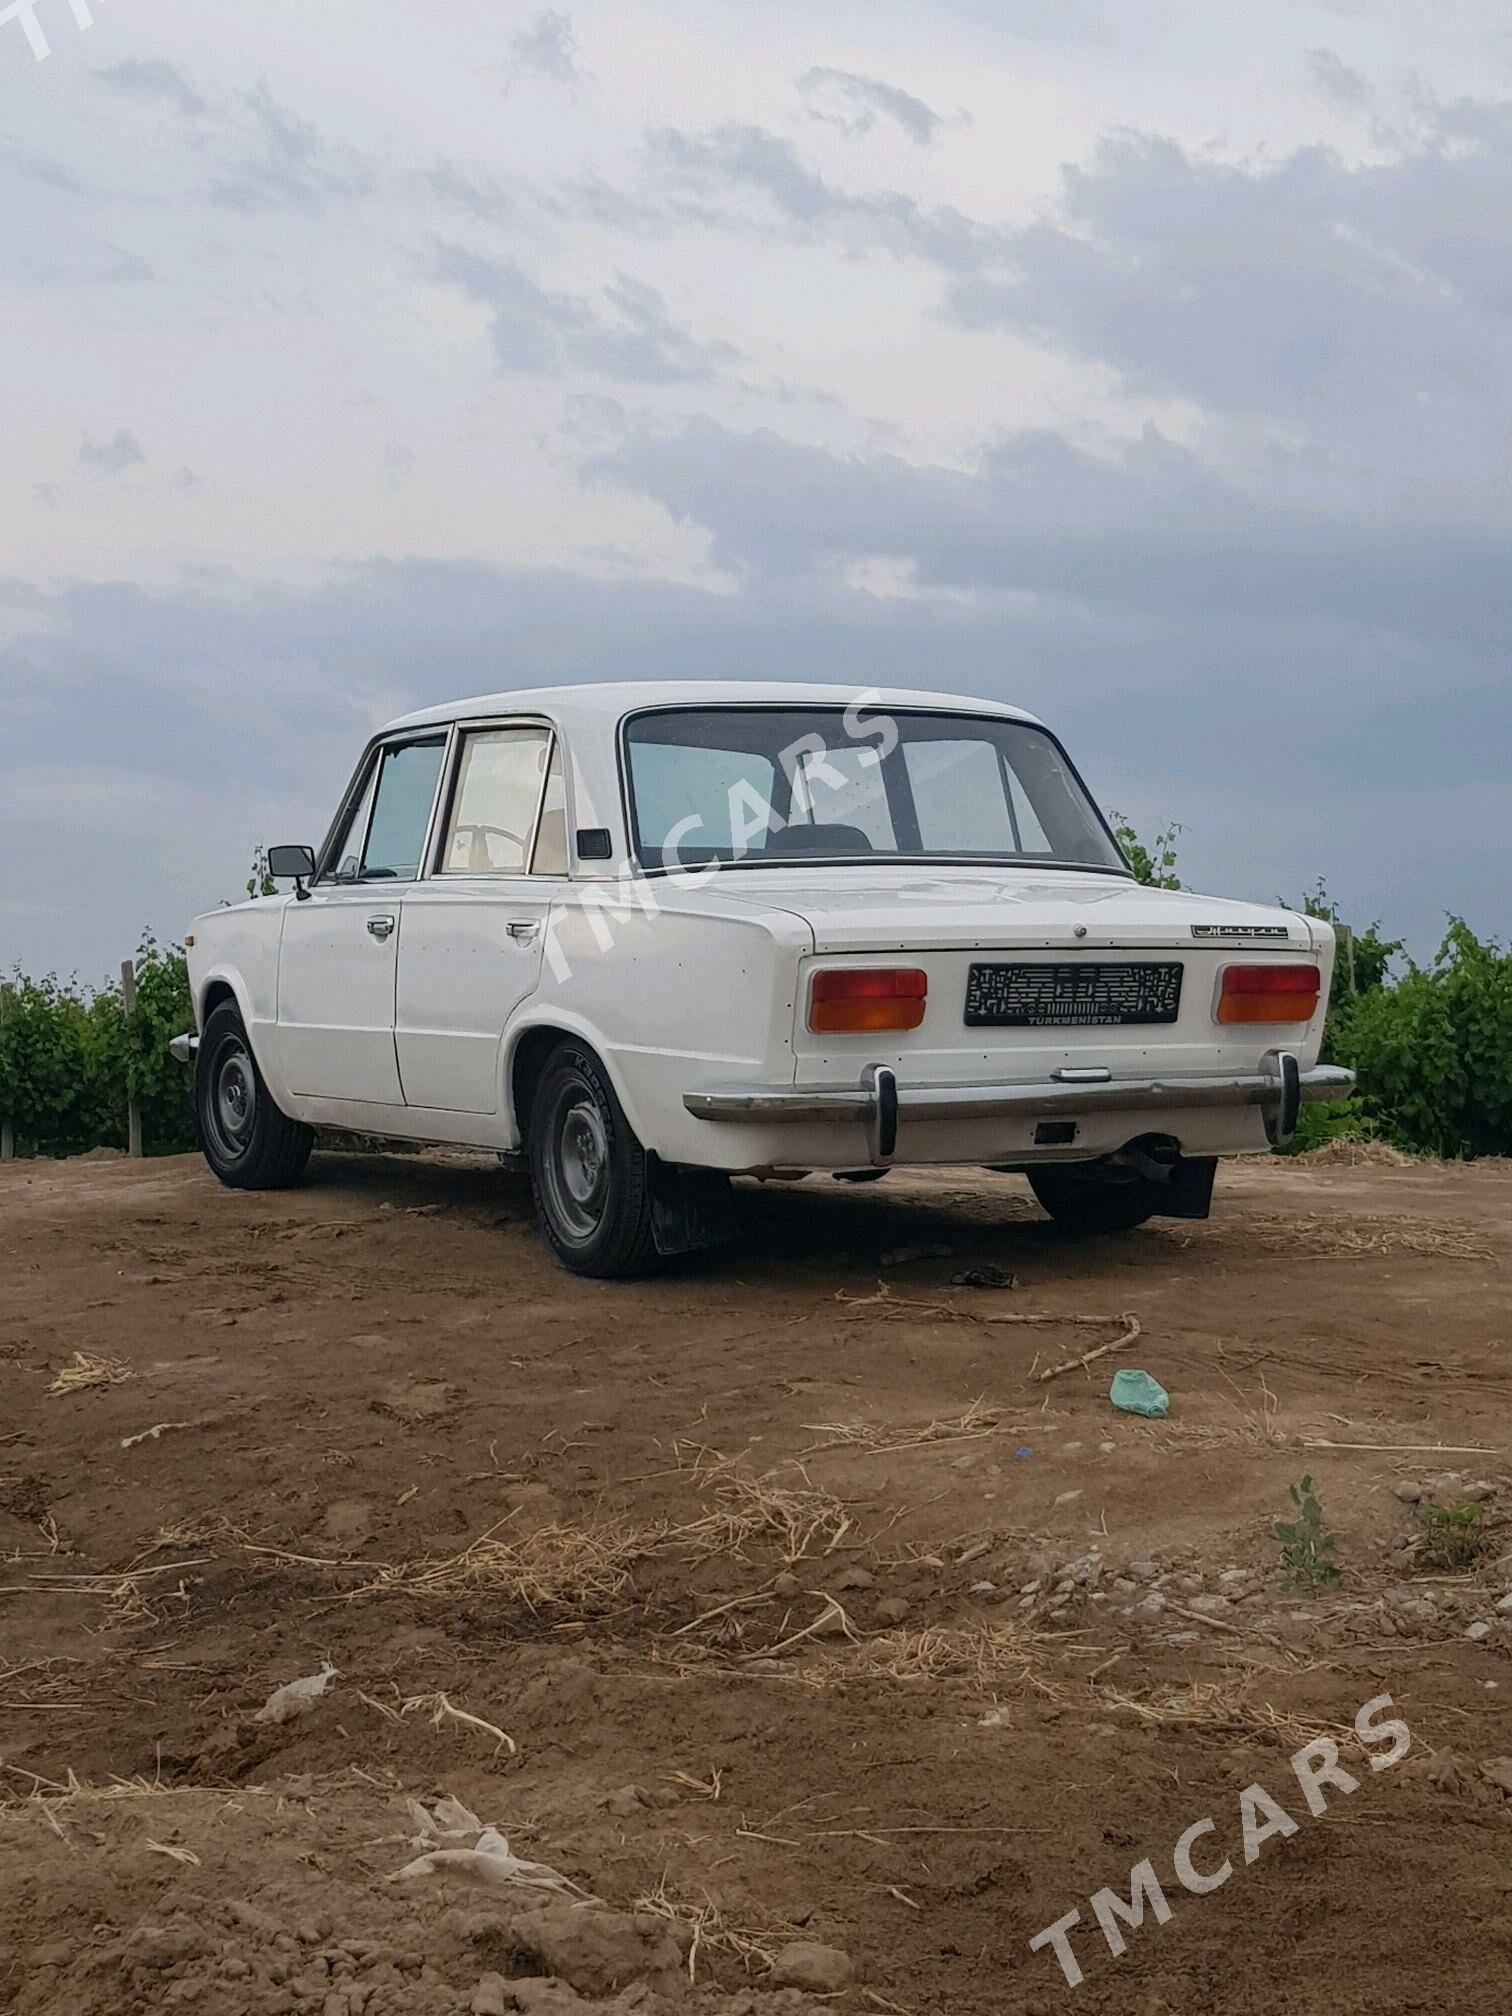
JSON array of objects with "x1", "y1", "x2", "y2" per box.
[
  {"x1": 275, "y1": 733, "x2": 447, "y2": 1105},
  {"x1": 395, "y1": 723, "x2": 564, "y2": 1114}
]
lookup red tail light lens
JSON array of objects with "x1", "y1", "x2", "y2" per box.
[
  {"x1": 809, "y1": 967, "x2": 928, "y2": 1033},
  {"x1": 1217, "y1": 963, "x2": 1322, "y2": 1025}
]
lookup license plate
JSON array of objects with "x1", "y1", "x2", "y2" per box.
[{"x1": 964, "y1": 961, "x2": 1184, "y2": 1028}]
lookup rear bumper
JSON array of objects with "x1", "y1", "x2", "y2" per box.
[{"x1": 684, "y1": 1054, "x2": 1354, "y2": 1159}]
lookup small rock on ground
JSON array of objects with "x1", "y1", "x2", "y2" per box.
[{"x1": 770, "y1": 1942, "x2": 854, "y2": 1994}]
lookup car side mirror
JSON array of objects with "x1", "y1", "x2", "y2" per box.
[{"x1": 267, "y1": 843, "x2": 317, "y2": 899}]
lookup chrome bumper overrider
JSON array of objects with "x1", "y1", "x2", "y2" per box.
[
  {"x1": 168, "y1": 1033, "x2": 199, "y2": 1065},
  {"x1": 684, "y1": 1054, "x2": 1355, "y2": 1158}
]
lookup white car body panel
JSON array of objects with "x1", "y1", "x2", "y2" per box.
[
  {"x1": 181, "y1": 679, "x2": 1345, "y2": 1176},
  {"x1": 277, "y1": 884, "x2": 406, "y2": 1104},
  {"x1": 396, "y1": 879, "x2": 550, "y2": 1114}
]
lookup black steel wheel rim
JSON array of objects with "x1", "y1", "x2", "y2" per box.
[
  {"x1": 541, "y1": 1073, "x2": 611, "y2": 1244},
  {"x1": 203, "y1": 1032, "x2": 257, "y2": 1163}
]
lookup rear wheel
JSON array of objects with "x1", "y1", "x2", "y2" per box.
[
  {"x1": 1028, "y1": 1162, "x2": 1160, "y2": 1235},
  {"x1": 528, "y1": 1041, "x2": 659, "y2": 1278},
  {"x1": 196, "y1": 1001, "x2": 313, "y2": 1190}
]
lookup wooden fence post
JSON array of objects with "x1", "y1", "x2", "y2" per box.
[
  {"x1": 0, "y1": 982, "x2": 12, "y2": 1163},
  {"x1": 120, "y1": 959, "x2": 143, "y2": 1159}
]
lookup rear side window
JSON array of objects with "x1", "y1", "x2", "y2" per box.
[
  {"x1": 439, "y1": 726, "x2": 555, "y2": 875},
  {"x1": 532, "y1": 740, "x2": 569, "y2": 875}
]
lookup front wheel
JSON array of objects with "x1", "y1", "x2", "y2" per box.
[
  {"x1": 1028, "y1": 1163, "x2": 1160, "y2": 1235},
  {"x1": 196, "y1": 1002, "x2": 313, "y2": 1190},
  {"x1": 528, "y1": 1042, "x2": 660, "y2": 1278}
]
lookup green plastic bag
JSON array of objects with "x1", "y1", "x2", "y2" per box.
[{"x1": 1110, "y1": 1368, "x2": 1169, "y2": 1418}]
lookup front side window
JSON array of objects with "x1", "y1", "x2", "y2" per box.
[
  {"x1": 439, "y1": 726, "x2": 555, "y2": 875},
  {"x1": 328, "y1": 736, "x2": 446, "y2": 883},
  {"x1": 328, "y1": 761, "x2": 379, "y2": 884},
  {"x1": 623, "y1": 707, "x2": 1124, "y2": 873}
]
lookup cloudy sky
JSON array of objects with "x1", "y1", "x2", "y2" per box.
[{"x1": 4, "y1": 0, "x2": 1510, "y2": 978}]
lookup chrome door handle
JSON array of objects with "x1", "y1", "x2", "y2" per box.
[
  {"x1": 367, "y1": 914, "x2": 396, "y2": 940},
  {"x1": 507, "y1": 919, "x2": 541, "y2": 944}
]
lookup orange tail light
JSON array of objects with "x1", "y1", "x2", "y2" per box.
[
  {"x1": 1217, "y1": 963, "x2": 1321, "y2": 1025},
  {"x1": 809, "y1": 967, "x2": 928, "y2": 1033}
]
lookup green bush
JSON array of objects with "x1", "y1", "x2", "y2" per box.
[
  {"x1": 1337, "y1": 921, "x2": 1512, "y2": 1158},
  {"x1": 0, "y1": 940, "x2": 194, "y2": 1158},
  {"x1": 1111, "y1": 811, "x2": 1183, "y2": 889},
  {"x1": 1111, "y1": 825, "x2": 1509, "y2": 1162}
]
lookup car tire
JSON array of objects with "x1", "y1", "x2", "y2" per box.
[
  {"x1": 196, "y1": 1001, "x2": 314, "y2": 1190},
  {"x1": 1028, "y1": 1162, "x2": 1160, "y2": 1235},
  {"x1": 529, "y1": 1041, "x2": 660, "y2": 1279}
]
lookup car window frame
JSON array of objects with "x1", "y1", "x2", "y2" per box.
[
  {"x1": 313, "y1": 727, "x2": 455, "y2": 889},
  {"x1": 420, "y1": 714, "x2": 574, "y2": 881},
  {"x1": 430, "y1": 719, "x2": 562, "y2": 880}
]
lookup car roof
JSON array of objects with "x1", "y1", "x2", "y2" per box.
[{"x1": 382, "y1": 680, "x2": 1045, "y2": 735}]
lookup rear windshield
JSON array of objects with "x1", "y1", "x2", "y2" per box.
[{"x1": 623, "y1": 705, "x2": 1127, "y2": 874}]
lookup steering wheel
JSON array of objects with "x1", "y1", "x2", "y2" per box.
[{"x1": 451, "y1": 821, "x2": 528, "y2": 872}]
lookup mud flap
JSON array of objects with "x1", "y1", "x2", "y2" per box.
[
  {"x1": 1156, "y1": 1154, "x2": 1217, "y2": 1221},
  {"x1": 650, "y1": 1158, "x2": 737, "y2": 1256}
]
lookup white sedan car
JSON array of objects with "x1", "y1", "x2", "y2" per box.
[{"x1": 172, "y1": 681, "x2": 1352, "y2": 1276}]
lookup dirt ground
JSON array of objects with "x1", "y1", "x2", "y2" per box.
[{"x1": 3, "y1": 1145, "x2": 1512, "y2": 2015}]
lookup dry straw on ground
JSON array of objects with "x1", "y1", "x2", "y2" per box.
[
  {"x1": 1295, "y1": 1139, "x2": 1416, "y2": 1169},
  {"x1": 631, "y1": 1874, "x2": 795, "y2": 1982},
  {"x1": 800, "y1": 1398, "x2": 1006, "y2": 1456},
  {"x1": 677, "y1": 1464, "x2": 853, "y2": 1566},
  {"x1": 48, "y1": 1352, "x2": 133, "y2": 1394},
  {"x1": 832, "y1": 1621, "x2": 1041, "y2": 1687},
  {"x1": 1243, "y1": 1212, "x2": 1487, "y2": 1261},
  {"x1": 350, "y1": 1518, "x2": 656, "y2": 1612},
  {"x1": 1092, "y1": 1679, "x2": 1349, "y2": 1752},
  {"x1": 355, "y1": 1690, "x2": 519, "y2": 1755},
  {"x1": 836, "y1": 1285, "x2": 1142, "y2": 1382}
]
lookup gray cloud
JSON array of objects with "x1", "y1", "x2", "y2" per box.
[
  {"x1": 0, "y1": 134, "x2": 87, "y2": 194},
  {"x1": 945, "y1": 106, "x2": 1512, "y2": 495},
  {"x1": 383, "y1": 441, "x2": 416, "y2": 488},
  {"x1": 209, "y1": 80, "x2": 374, "y2": 214},
  {"x1": 4, "y1": 537, "x2": 1503, "y2": 980},
  {"x1": 426, "y1": 244, "x2": 739, "y2": 383},
  {"x1": 93, "y1": 57, "x2": 208, "y2": 119},
  {"x1": 416, "y1": 159, "x2": 515, "y2": 223},
  {"x1": 597, "y1": 410, "x2": 1512, "y2": 671},
  {"x1": 503, "y1": 10, "x2": 578, "y2": 88},
  {"x1": 21, "y1": 244, "x2": 155, "y2": 287},
  {"x1": 78, "y1": 429, "x2": 146, "y2": 474},
  {"x1": 647, "y1": 123, "x2": 1000, "y2": 270},
  {"x1": 1306, "y1": 47, "x2": 1372, "y2": 108},
  {"x1": 798, "y1": 66, "x2": 952, "y2": 147}
]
